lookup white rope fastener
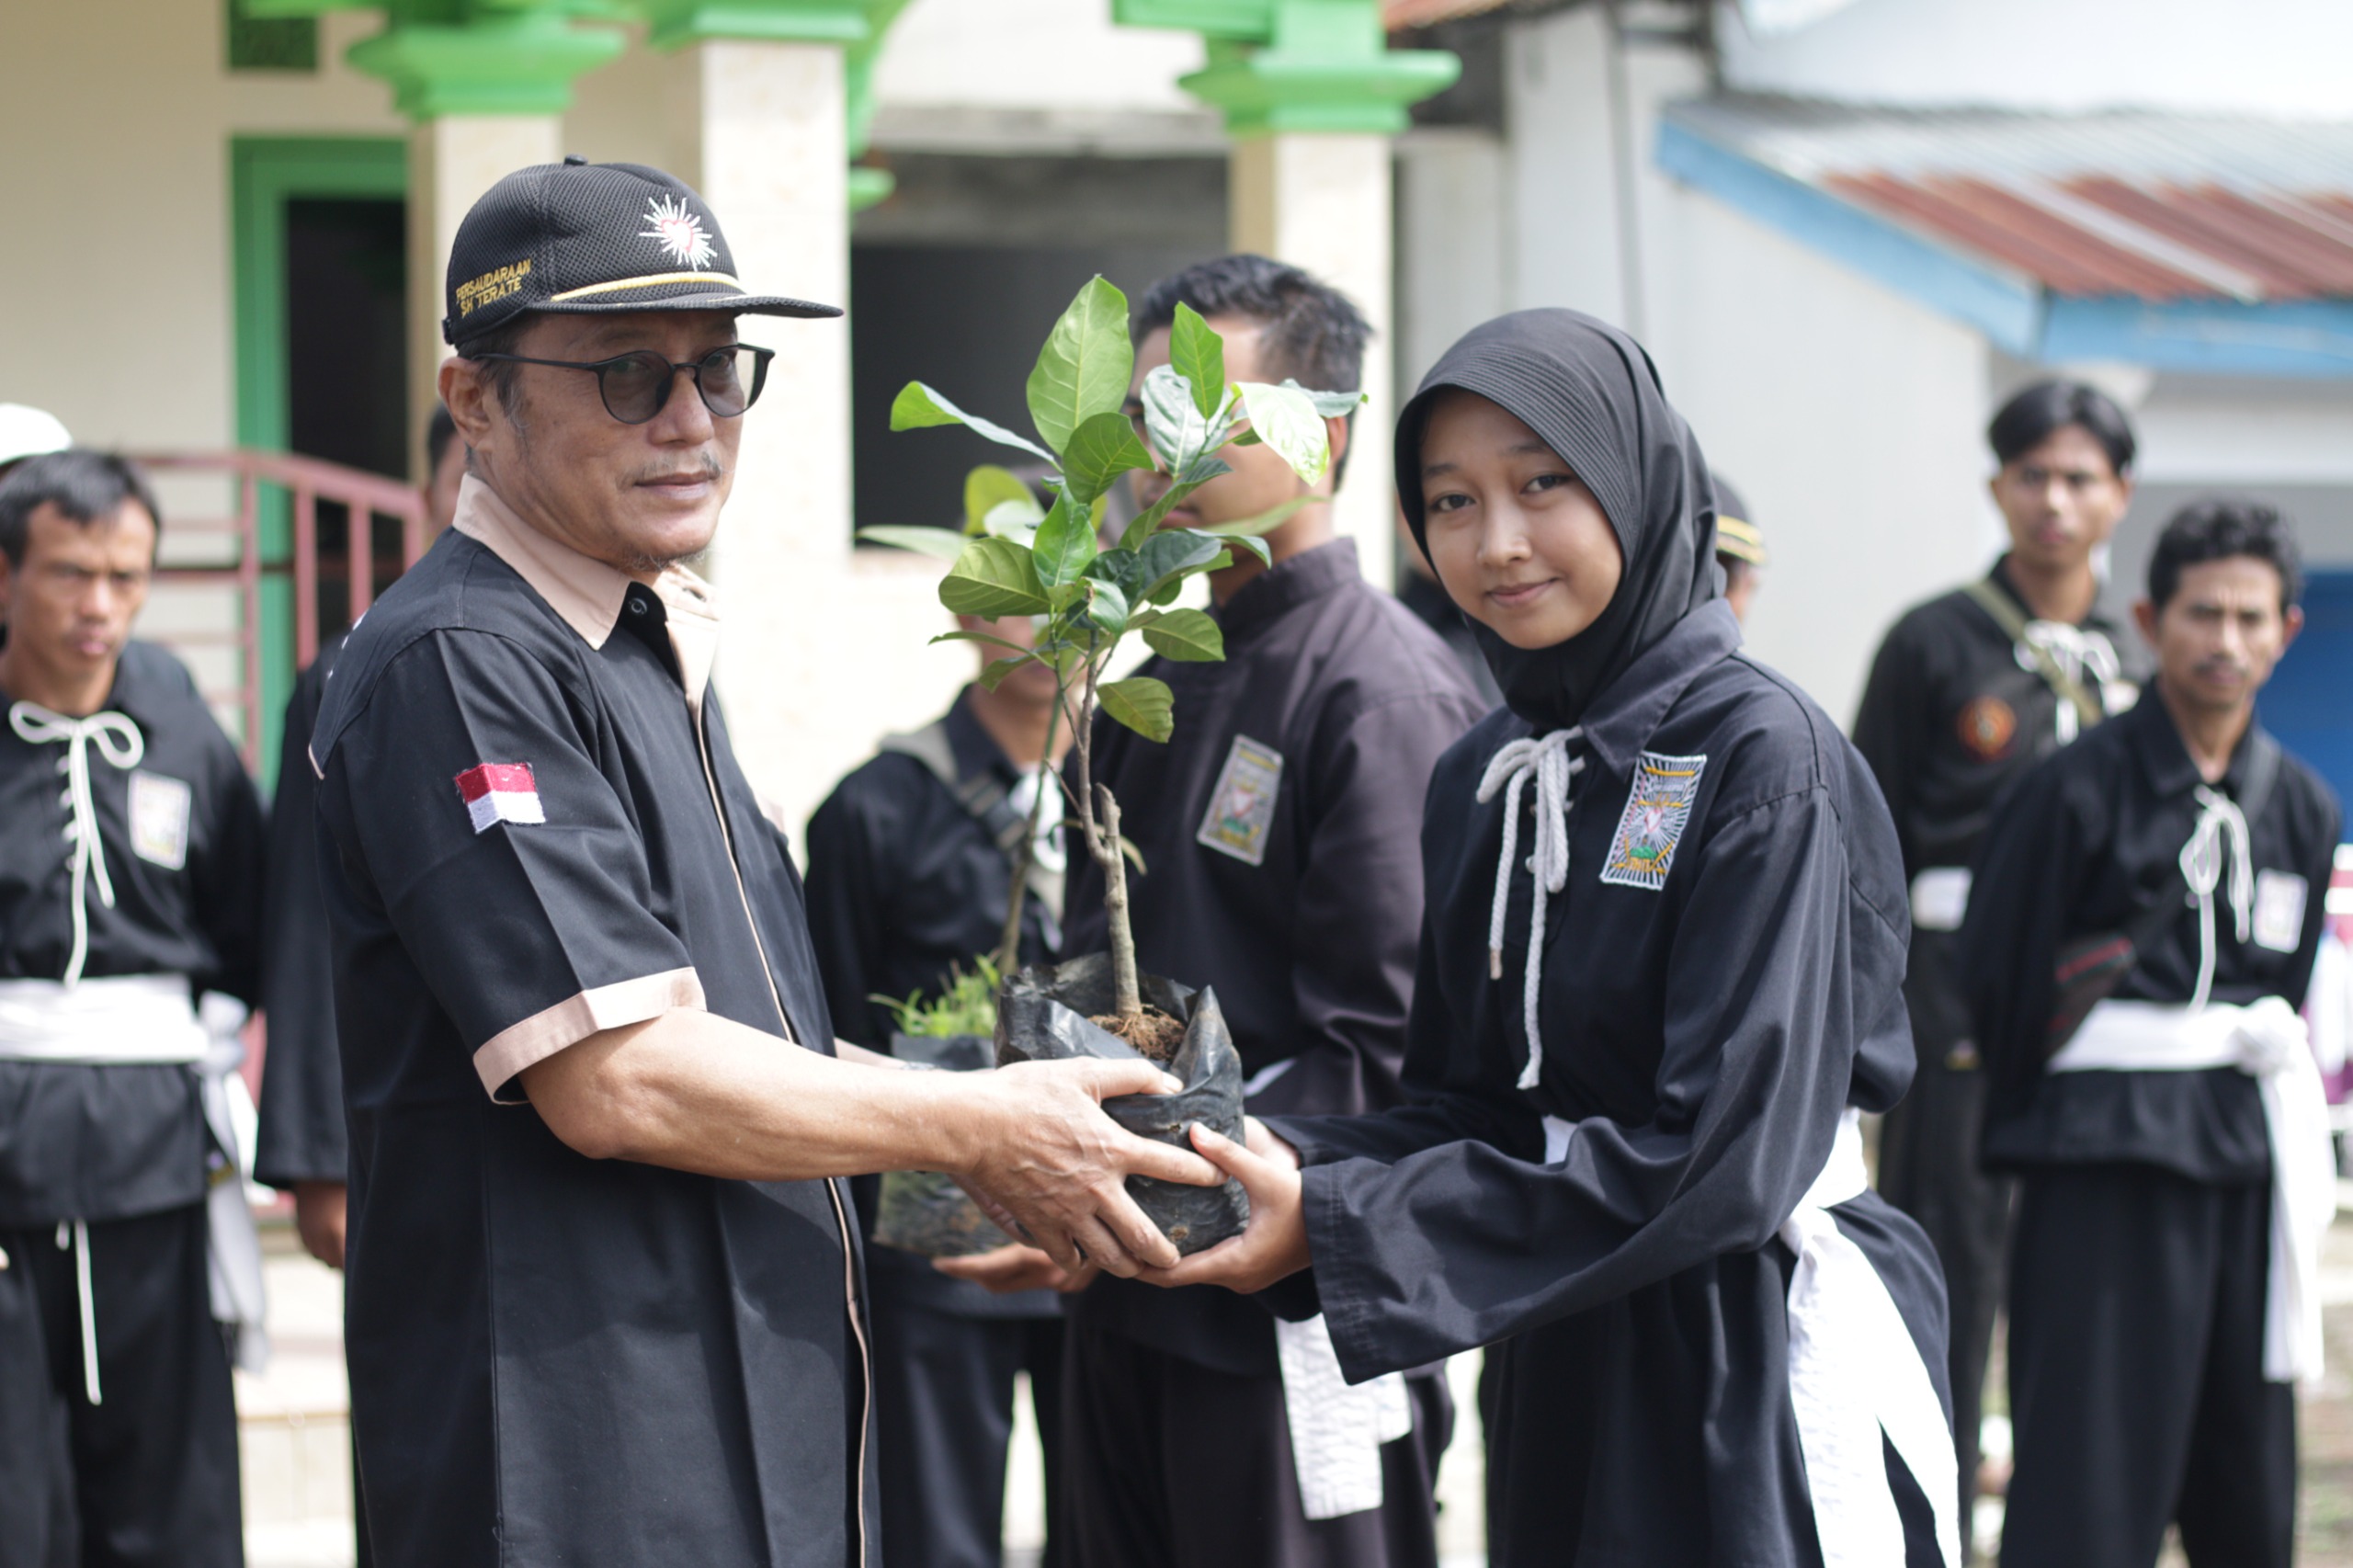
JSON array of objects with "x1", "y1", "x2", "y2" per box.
[
  {"x1": 1477, "y1": 728, "x2": 1586, "y2": 1091},
  {"x1": 54, "y1": 1219, "x2": 101, "y2": 1405},
  {"x1": 2180, "y1": 783, "x2": 2254, "y2": 1014},
  {"x1": 2016, "y1": 622, "x2": 2121, "y2": 744},
  {"x1": 8, "y1": 702, "x2": 144, "y2": 988}
]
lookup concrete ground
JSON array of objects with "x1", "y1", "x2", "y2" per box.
[{"x1": 239, "y1": 1202, "x2": 2353, "y2": 1568}]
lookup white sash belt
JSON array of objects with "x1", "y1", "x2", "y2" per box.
[
  {"x1": 1780, "y1": 1108, "x2": 1962, "y2": 1568},
  {"x1": 1273, "y1": 1314, "x2": 1414, "y2": 1519},
  {"x1": 0, "y1": 974, "x2": 210, "y2": 1064},
  {"x1": 2048, "y1": 996, "x2": 2336, "y2": 1382}
]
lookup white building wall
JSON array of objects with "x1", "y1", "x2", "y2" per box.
[{"x1": 1717, "y1": 0, "x2": 2353, "y2": 119}]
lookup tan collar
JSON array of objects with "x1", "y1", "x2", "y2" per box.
[{"x1": 452, "y1": 474, "x2": 722, "y2": 706}]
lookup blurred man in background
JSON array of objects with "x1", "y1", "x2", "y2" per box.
[{"x1": 1711, "y1": 472, "x2": 1765, "y2": 623}]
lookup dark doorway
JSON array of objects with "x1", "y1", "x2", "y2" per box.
[{"x1": 284, "y1": 196, "x2": 406, "y2": 639}]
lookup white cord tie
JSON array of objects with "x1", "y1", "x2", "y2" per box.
[
  {"x1": 2016, "y1": 622, "x2": 2120, "y2": 744},
  {"x1": 8, "y1": 702, "x2": 144, "y2": 988},
  {"x1": 2179, "y1": 783, "x2": 2255, "y2": 1014},
  {"x1": 54, "y1": 1219, "x2": 101, "y2": 1405},
  {"x1": 1477, "y1": 728, "x2": 1586, "y2": 1091}
]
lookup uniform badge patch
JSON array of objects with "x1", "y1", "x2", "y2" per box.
[
  {"x1": 127, "y1": 771, "x2": 192, "y2": 869},
  {"x1": 456, "y1": 762, "x2": 546, "y2": 834},
  {"x1": 1599, "y1": 751, "x2": 1707, "y2": 892},
  {"x1": 1956, "y1": 695, "x2": 2018, "y2": 760},
  {"x1": 2253, "y1": 869, "x2": 2309, "y2": 953},
  {"x1": 1197, "y1": 735, "x2": 1283, "y2": 867}
]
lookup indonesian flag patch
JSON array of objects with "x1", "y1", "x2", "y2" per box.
[{"x1": 455, "y1": 763, "x2": 546, "y2": 834}]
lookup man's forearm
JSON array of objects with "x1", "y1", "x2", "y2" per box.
[{"x1": 521, "y1": 1009, "x2": 973, "y2": 1183}]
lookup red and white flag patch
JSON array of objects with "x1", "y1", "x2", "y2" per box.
[{"x1": 455, "y1": 762, "x2": 545, "y2": 834}]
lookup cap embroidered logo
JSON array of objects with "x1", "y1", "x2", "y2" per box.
[
  {"x1": 641, "y1": 196, "x2": 714, "y2": 272},
  {"x1": 456, "y1": 763, "x2": 546, "y2": 834}
]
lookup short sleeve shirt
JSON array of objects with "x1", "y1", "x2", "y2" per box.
[{"x1": 310, "y1": 476, "x2": 871, "y2": 1568}]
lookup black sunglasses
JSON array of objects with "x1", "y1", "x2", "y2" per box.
[{"x1": 468, "y1": 344, "x2": 775, "y2": 425}]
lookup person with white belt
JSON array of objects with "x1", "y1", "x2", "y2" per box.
[
  {"x1": 1852, "y1": 378, "x2": 2146, "y2": 1522},
  {"x1": 1149, "y1": 309, "x2": 1961, "y2": 1568},
  {"x1": 1963, "y1": 497, "x2": 2338, "y2": 1568},
  {"x1": 0, "y1": 449, "x2": 267, "y2": 1568}
]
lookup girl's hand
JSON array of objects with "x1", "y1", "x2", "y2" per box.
[
  {"x1": 1137, "y1": 1119, "x2": 1311, "y2": 1294},
  {"x1": 934, "y1": 1243, "x2": 1099, "y2": 1295}
]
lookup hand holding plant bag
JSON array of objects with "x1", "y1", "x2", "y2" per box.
[{"x1": 863, "y1": 278, "x2": 1358, "y2": 1253}]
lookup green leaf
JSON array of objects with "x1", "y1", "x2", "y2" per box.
[
  {"x1": 982, "y1": 498, "x2": 1044, "y2": 543},
  {"x1": 1224, "y1": 534, "x2": 1272, "y2": 568},
  {"x1": 938, "y1": 536, "x2": 1050, "y2": 618},
  {"x1": 1061, "y1": 411, "x2": 1154, "y2": 506},
  {"x1": 1169, "y1": 303, "x2": 1226, "y2": 421},
  {"x1": 928, "y1": 629, "x2": 1036, "y2": 654},
  {"x1": 977, "y1": 655, "x2": 1029, "y2": 692},
  {"x1": 1237, "y1": 381, "x2": 1329, "y2": 484},
  {"x1": 1295, "y1": 381, "x2": 1366, "y2": 418},
  {"x1": 891, "y1": 381, "x2": 1055, "y2": 463},
  {"x1": 1085, "y1": 546, "x2": 1147, "y2": 600},
  {"x1": 1119, "y1": 835, "x2": 1149, "y2": 875},
  {"x1": 856, "y1": 525, "x2": 971, "y2": 562},
  {"x1": 1025, "y1": 276, "x2": 1132, "y2": 456},
  {"x1": 964, "y1": 465, "x2": 1037, "y2": 532},
  {"x1": 1140, "y1": 363, "x2": 1213, "y2": 478},
  {"x1": 1098, "y1": 676, "x2": 1174, "y2": 743},
  {"x1": 1141, "y1": 607, "x2": 1223, "y2": 663},
  {"x1": 1202, "y1": 496, "x2": 1309, "y2": 539},
  {"x1": 1118, "y1": 477, "x2": 1203, "y2": 551},
  {"x1": 1085, "y1": 578, "x2": 1131, "y2": 635},
  {"x1": 1135, "y1": 528, "x2": 1225, "y2": 601},
  {"x1": 1031, "y1": 491, "x2": 1098, "y2": 588}
]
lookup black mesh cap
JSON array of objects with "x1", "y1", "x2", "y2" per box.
[{"x1": 442, "y1": 157, "x2": 840, "y2": 346}]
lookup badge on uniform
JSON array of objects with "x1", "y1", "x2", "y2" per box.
[
  {"x1": 1599, "y1": 751, "x2": 1707, "y2": 892},
  {"x1": 128, "y1": 771, "x2": 192, "y2": 869},
  {"x1": 2253, "y1": 869, "x2": 2309, "y2": 953},
  {"x1": 1197, "y1": 735, "x2": 1283, "y2": 867},
  {"x1": 456, "y1": 762, "x2": 546, "y2": 834}
]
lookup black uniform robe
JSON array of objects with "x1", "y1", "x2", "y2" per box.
[
  {"x1": 310, "y1": 478, "x2": 875, "y2": 1568},
  {"x1": 1962, "y1": 689, "x2": 2339, "y2": 1568},
  {"x1": 1061, "y1": 538, "x2": 1483, "y2": 1567},
  {"x1": 1851, "y1": 559, "x2": 2145, "y2": 1509},
  {"x1": 0, "y1": 639, "x2": 265, "y2": 1568}
]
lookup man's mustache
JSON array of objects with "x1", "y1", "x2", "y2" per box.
[
  {"x1": 630, "y1": 456, "x2": 726, "y2": 485},
  {"x1": 2192, "y1": 656, "x2": 2250, "y2": 681}
]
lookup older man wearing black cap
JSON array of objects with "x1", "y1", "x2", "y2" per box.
[{"x1": 308, "y1": 159, "x2": 1215, "y2": 1568}]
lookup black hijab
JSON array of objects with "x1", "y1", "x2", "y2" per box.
[{"x1": 1394, "y1": 309, "x2": 1720, "y2": 733}]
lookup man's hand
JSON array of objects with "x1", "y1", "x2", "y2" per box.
[
  {"x1": 934, "y1": 1243, "x2": 1098, "y2": 1295},
  {"x1": 951, "y1": 1058, "x2": 1222, "y2": 1278},
  {"x1": 1138, "y1": 1119, "x2": 1310, "y2": 1294},
  {"x1": 292, "y1": 1180, "x2": 348, "y2": 1270}
]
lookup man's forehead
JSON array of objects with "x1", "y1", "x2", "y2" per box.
[
  {"x1": 24, "y1": 499, "x2": 156, "y2": 557},
  {"x1": 527, "y1": 309, "x2": 743, "y2": 353},
  {"x1": 1128, "y1": 314, "x2": 1267, "y2": 394},
  {"x1": 2176, "y1": 556, "x2": 2285, "y2": 598}
]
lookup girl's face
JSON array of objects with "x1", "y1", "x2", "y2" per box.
[{"x1": 1418, "y1": 389, "x2": 1623, "y2": 650}]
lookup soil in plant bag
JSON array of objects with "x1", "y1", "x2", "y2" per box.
[
  {"x1": 997, "y1": 954, "x2": 1249, "y2": 1255},
  {"x1": 870, "y1": 1032, "x2": 1015, "y2": 1258}
]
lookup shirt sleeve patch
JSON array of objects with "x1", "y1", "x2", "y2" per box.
[
  {"x1": 1197, "y1": 734, "x2": 1284, "y2": 867},
  {"x1": 2253, "y1": 869, "x2": 2309, "y2": 953},
  {"x1": 128, "y1": 771, "x2": 193, "y2": 869},
  {"x1": 1599, "y1": 751, "x2": 1708, "y2": 892},
  {"x1": 456, "y1": 761, "x2": 546, "y2": 834}
]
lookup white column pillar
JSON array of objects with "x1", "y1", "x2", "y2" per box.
[
  {"x1": 1230, "y1": 132, "x2": 1396, "y2": 593},
  {"x1": 408, "y1": 114, "x2": 563, "y2": 480},
  {"x1": 667, "y1": 39, "x2": 857, "y2": 816}
]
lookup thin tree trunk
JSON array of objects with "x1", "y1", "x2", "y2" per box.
[
  {"x1": 1072, "y1": 648, "x2": 1142, "y2": 1023},
  {"x1": 992, "y1": 692, "x2": 1065, "y2": 979}
]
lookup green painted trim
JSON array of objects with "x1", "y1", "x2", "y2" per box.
[
  {"x1": 642, "y1": 0, "x2": 871, "y2": 49},
  {"x1": 228, "y1": 135, "x2": 406, "y2": 789},
  {"x1": 847, "y1": 165, "x2": 894, "y2": 210},
  {"x1": 1180, "y1": 43, "x2": 1459, "y2": 134},
  {"x1": 1112, "y1": 0, "x2": 1270, "y2": 42},
  {"x1": 347, "y1": 13, "x2": 625, "y2": 117}
]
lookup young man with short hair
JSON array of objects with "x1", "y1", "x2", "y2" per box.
[
  {"x1": 957, "y1": 255, "x2": 1485, "y2": 1568},
  {"x1": 0, "y1": 449, "x2": 268, "y2": 1568},
  {"x1": 1852, "y1": 379, "x2": 2147, "y2": 1517},
  {"x1": 1964, "y1": 499, "x2": 2338, "y2": 1568}
]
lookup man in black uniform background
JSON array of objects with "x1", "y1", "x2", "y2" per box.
[
  {"x1": 1965, "y1": 500, "x2": 2337, "y2": 1568},
  {"x1": 1853, "y1": 379, "x2": 2144, "y2": 1523},
  {"x1": 0, "y1": 450, "x2": 267, "y2": 1568},
  {"x1": 806, "y1": 613, "x2": 1073, "y2": 1568},
  {"x1": 959, "y1": 256, "x2": 1485, "y2": 1568},
  {"x1": 308, "y1": 159, "x2": 1217, "y2": 1568},
  {"x1": 257, "y1": 403, "x2": 466, "y2": 1272}
]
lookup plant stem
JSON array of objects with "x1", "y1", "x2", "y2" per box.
[
  {"x1": 1072, "y1": 642, "x2": 1143, "y2": 1023},
  {"x1": 993, "y1": 687, "x2": 1063, "y2": 978}
]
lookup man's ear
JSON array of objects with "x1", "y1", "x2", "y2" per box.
[
  {"x1": 2132, "y1": 597, "x2": 2160, "y2": 649},
  {"x1": 439, "y1": 356, "x2": 496, "y2": 452},
  {"x1": 2279, "y1": 603, "x2": 2305, "y2": 656},
  {"x1": 1321, "y1": 414, "x2": 1349, "y2": 496}
]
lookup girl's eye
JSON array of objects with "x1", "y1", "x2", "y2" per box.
[
  {"x1": 1426, "y1": 492, "x2": 1471, "y2": 516},
  {"x1": 1526, "y1": 472, "x2": 1570, "y2": 494}
]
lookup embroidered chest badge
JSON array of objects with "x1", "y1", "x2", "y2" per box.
[
  {"x1": 1599, "y1": 751, "x2": 1707, "y2": 892},
  {"x1": 1197, "y1": 735, "x2": 1283, "y2": 867},
  {"x1": 455, "y1": 762, "x2": 546, "y2": 834},
  {"x1": 127, "y1": 771, "x2": 192, "y2": 869},
  {"x1": 2253, "y1": 869, "x2": 2309, "y2": 953}
]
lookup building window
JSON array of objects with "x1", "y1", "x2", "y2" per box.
[{"x1": 226, "y1": 0, "x2": 317, "y2": 73}]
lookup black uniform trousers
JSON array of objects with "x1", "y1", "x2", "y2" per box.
[
  {"x1": 1059, "y1": 1312, "x2": 1450, "y2": 1568},
  {"x1": 0, "y1": 1202, "x2": 243, "y2": 1568},
  {"x1": 870, "y1": 1285, "x2": 1066, "y2": 1568},
  {"x1": 2001, "y1": 1164, "x2": 2294, "y2": 1568},
  {"x1": 1875, "y1": 928, "x2": 2011, "y2": 1523}
]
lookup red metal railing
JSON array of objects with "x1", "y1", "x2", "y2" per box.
[{"x1": 136, "y1": 450, "x2": 427, "y2": 773}]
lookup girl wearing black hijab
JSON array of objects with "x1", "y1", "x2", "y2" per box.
[{"x1": 1148, "y1": 311, "x2": 1960, "y2": 1566}]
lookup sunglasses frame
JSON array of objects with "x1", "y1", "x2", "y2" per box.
[{"x1": 465, "y1": 343, "x2": 775, "y2": 425}]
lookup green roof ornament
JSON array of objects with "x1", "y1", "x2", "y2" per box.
[{"x1": 1115, "y1": 0, "x2": 1459, "y2": 136}]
